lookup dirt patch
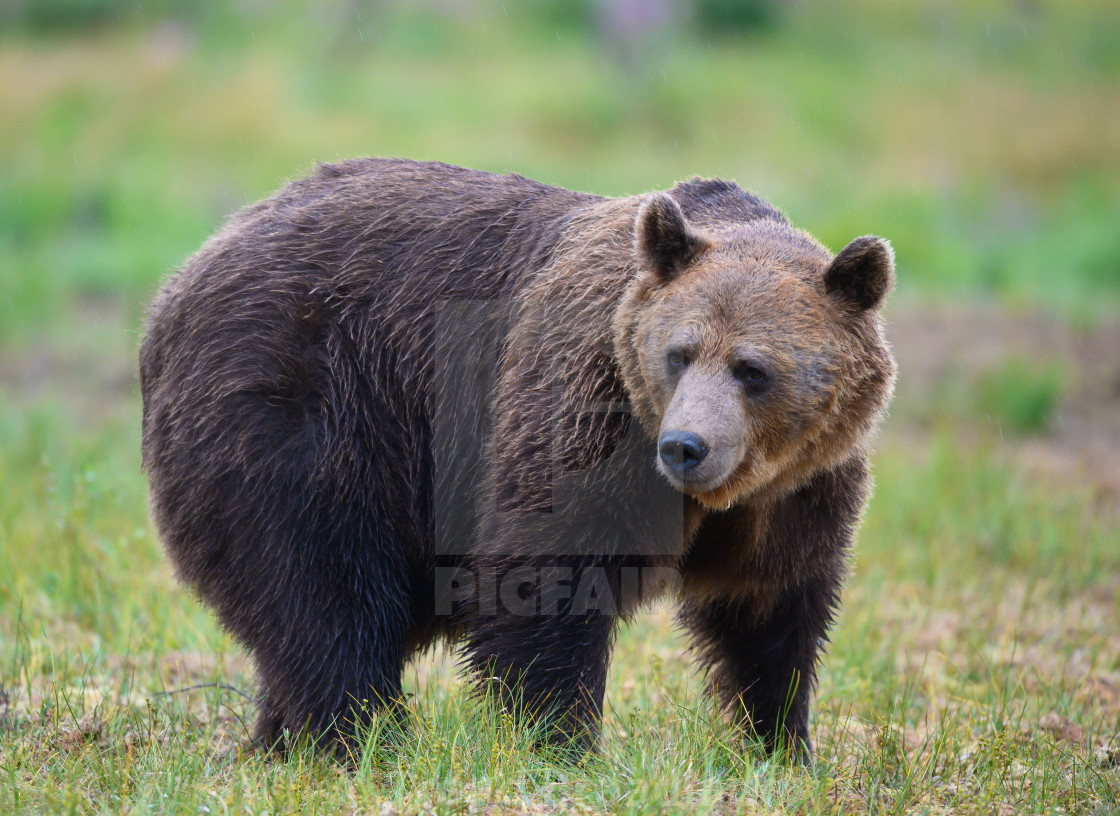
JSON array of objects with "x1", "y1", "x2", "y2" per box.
[
  {"x1": 0, "y1": 295, "x2": 139, "y2": 426},
  {"x1": 885, "y1": 301, "x2": 1120, "y2": 504}
]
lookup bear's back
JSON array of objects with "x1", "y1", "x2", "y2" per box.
[
  {"x1": 139, "y1": 160, "x2": 600, "y2": 588},
  {"x1": 140, "y1": 159, "x2": 599, "y2": 416}
]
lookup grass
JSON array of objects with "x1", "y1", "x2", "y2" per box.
[
  {"x1": 974, "y1": 358, "x2": 1066, "y2": 436},
  {"x1": 2, "y1": 1, "x2": 1119, "y2": 813}
]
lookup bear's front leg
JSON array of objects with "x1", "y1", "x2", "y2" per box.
[
  {"x1": 679, "y1": 574, "x2": 839, "y2": 761},
  {"x1": 462, "y1": 559, "x2": 619, "y2": 754},
  {"x1": 679, "y1": 458, "x2": 865, "y2": 762}
]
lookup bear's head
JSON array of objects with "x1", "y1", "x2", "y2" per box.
[{"x1": 613, "y1": 187, "x2": 896, "y2": 509}]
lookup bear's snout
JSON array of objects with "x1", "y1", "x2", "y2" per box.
[{"x1": 658, "y1": 431, "x2": 709, "y2": 475}]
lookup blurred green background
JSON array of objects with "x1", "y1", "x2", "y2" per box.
[{"x1": 2, "y1": 0, "x2": 1119, "y2": 344}]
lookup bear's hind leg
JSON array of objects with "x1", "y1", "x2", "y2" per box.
[
  {"x1": 254, "y1": 695, "x2": 284, "y2": 752},
  {"x1": 249, "y1": 571, "x2": 413, "y2": 759},
  {"x1": 215, "y1": 488, "x2": 417, "y2": 760}
]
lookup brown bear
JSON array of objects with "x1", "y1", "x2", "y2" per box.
[{"x1": 140, "y1": 158, "x2": 895, "y2": 761}]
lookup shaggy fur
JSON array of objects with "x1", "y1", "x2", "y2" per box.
[{"x1": 140, "y1": 158, "x2": 895, "y2": 760}]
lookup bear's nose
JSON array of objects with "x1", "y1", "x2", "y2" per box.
[{"x1": 658, "y1": 431, "x2": 709, "y2": 474}]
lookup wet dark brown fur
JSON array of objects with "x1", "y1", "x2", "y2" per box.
[{"x1": 140, "y1": 158, "x2": 895, "y2": 761}]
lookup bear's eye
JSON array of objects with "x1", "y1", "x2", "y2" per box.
[
  {"x1": 734, "y1": 361, "x2": 769, "y2": 391},
  {"x1": 667, "y1": 350, "x2": 688, "y2": 370}
]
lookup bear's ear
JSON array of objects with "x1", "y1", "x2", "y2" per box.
[
  {"x1": 824, "y1": 235, "x2": 895, "y2": 311},
  {"x1": 635, "y1": 193, "x2": 710, "y2": 282}
]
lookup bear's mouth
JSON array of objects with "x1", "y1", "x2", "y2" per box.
[
  {"x1": 657, "y1": 450, "x2": 760, "y2": 509},
  {"x1": 656, "y1": 454, "x2": 750, "y2": 500},
  {"x1": 661, "y1": 470, "x2": 726, "y2": 495}
]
